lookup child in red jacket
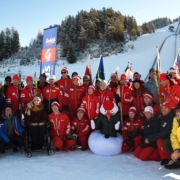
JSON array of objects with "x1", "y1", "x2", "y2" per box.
[
  {"x1": 48, "y1": 102, "x2": 76, "y2": 151},
  {"x1": 122, "y1": 107, "x2": 144, "y2": 152},
  {"x1": 71, "y1": 107, "x2": 90, "y2": 151}
]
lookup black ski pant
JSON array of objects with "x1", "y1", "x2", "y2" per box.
[{"x1": 29, "y1": 125, "x2": 46, "y2": 147}]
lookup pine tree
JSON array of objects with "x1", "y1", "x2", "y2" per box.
[{"x1": 0, "y1": 30, "x2": 5, "y2": 61}]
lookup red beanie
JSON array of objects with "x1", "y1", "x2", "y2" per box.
[
  {"x1": 120, "y1": 74, "x2": 127, "y2": 80},
  {"x1": 159, "y1": 73, "x2": 168, "y2": 81},
  {"x1": 162, "y1": 102, "x2": 173, "y2": 110},
  {"x1": 88, "y1": 85, "x2": 95, "y2": 91},
  {"x1": 144, "y1": 93, "x2": 153, "y2": 100},
  {"x1": 12, "y1": 74, "x2": 20, "y2": 81},
  {"x1": 129, "y1": 107, "x2": 137, "y2": 114},
  {"x1": 77, "y1": 107, "x2": 85, "y2": 113},
  {"x1": 61, "y1": 67, "x2": 68, "y2": 73},
  {"x1": 103, "y1": 100, "x2": 114, "y2": 111},
  {"x1": 51, "y1": 101, "x2": 60, "y2": 109},
  {"x1": 26, "y1": 76, "x2": 33, "y2": 83}
]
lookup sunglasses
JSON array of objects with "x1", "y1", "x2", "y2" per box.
[
  {"x1": 83, "y1": 80, "x2": 89, "y2": 82},
  {"x1": 6, "y1": 80, "x2": 11, "y2": 82},
  {"x1": 61, "y1": 72, "x2": 66, "y2": 74}
]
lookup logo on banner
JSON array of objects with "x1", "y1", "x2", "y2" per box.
[
  {"x1": 46, "y1": 38, "x2": 56, "y2": 46},
  {"x1": 45, "y1": 49, "x2": 52, "y2": 61}
]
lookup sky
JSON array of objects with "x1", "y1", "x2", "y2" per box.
[{"x1": 0, "y1": 0, "x2": 180, "y2": 47}]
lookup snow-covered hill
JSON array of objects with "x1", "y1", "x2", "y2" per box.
[{"x1": 0, "y1": 21, "x2": 179, "y2": 83}]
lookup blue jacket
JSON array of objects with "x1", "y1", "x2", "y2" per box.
[{"x1": 0, "y1": 116, "x2": 24, "y2": 143}]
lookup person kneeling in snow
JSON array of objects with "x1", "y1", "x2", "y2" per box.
[
  {"x1": 48, "y1": 102, "x2": 76, "y2": 151},
  {"x1": 122, "y1": 107, "x2": 143, "y2": 152},
  {"x1": 71, "y1": 108, "x2": 90, "y2": 151},
  {"x1": 134, "y1": 106, "x2": 160, "y2": 161},
  {"x1": 91, "y1": 99, "x2": 120, "y2": 138}
]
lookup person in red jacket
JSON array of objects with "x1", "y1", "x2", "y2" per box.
[
  {"x1": 140, "y1": 92, "x2": 161, "y2": 121},
  {"x1": 81, "y1": 85, "x2": 100, "y2": 120},
  {"x1": 6, "y1": 74, "x2": 21, "y2": 115},
  {"x1": 95, "y1": 80, "x2": 115, "y2": 105},
  {"x1": 56, "y1": 67, "x2": 72, "y2": 94},
  {"x1": 48, "y1": 102, "x2": 76, "y2": 151},
  {"x1": 116, "y1": 74, "x2": 133, "y2": 121},
  {"x1": 159, "y1": 73, "x2": 180, "y2": 108},
  {"x1": 108, "y1": 73, "x2": 118, "y2": 91},
  {"x1": 42, "y1": 75, "x2": 63, "y2": 114},
  {"x1": 63, "y1": 75, "x2": 86, "y2": 120},
  {"x1": 83, "y1": 75, "x2": 91, "y2": 94},
  {"x1": 21, "y1": 76, "x2": 43, "y2": 114},
  {"x1": 132, "y1": 78, "x2": 148, "y2": 117},
  {"x1": 122, "y1": 107, "x2": 143, "y2": 152},
  {"x1": 71, "y1": 107, "x2": 90, "y2": 150},
  {"x1": 168, "y1": 67, "x2": 180, "y2": 86}
]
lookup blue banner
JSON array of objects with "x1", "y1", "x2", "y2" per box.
[
  {"x1": 40, "y1": 26, "x2": 58, "y2": 79},
  {"x1": 96, "y1": 56, "x2": 105, "y2": 80}
]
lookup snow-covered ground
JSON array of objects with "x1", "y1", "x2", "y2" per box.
[
  {"x1": 1, "y1": 22, "x2": 180, "y2": 180},
  {"x1": 1, "y1": 148, "x2": 180, "y2": 180}
]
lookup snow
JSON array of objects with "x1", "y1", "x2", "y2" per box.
[
  {"x1": 1, "y1": 149, "x2": 180, "y2": 180},
  {"x1": 1, "y1": 22, "x2": 180, "y2": 179}
]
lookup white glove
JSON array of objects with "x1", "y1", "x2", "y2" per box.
[
  {"x1": 115, "y1": 121, "x2": 120, "y2": 130},
  {"x1": 91, "y1": 120, "x2": 95, "y2": 129}
]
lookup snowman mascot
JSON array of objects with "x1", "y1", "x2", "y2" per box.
[{"x1": 88, "y1": 99, "x2": 123, "y2": 156}]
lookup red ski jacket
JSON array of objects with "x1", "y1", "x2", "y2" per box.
[
  {"x1": 95, "y1": 89, "x2": 115, "y2": 105},
  {"x1": 6, "y1": 85, "x2": 19, "y2": 115},
  {"x1": 48, "y1": 112, "x2": 71, "y2": 136},
  {"x1": 71, "y1": 116, "x2": 90, "y2": 137},
  {"x1": 56, "y1": 77, "x2": 73, "y2": 94},
  {"x1": 42, "y1": 85, "x2": 63, "y2": 114},
  {"x1": 81, "y1": 94, "x2": 100, "y2": 120}
]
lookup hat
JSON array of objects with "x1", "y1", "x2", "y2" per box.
[
  {"x1": 88, "y1": 85, "x2": 95, "y2": 91},
  {"x1": 144, "y1": 93, "x2": 153, "y2": 100},
  {"x1": 71, "y1": 72, "x2": 78, "y2": 78},
  {"x1": 61, "y1": 67, "x2": 68, "y2": 73},
  {"x1": 39, "y1": 73, "x2": 46, "y2": 80},
  {"x1": 73, "y1": 75, "x2": 81, "y2": 81},
  {"x1": 5, "y1": 76, "x2": 11, "y2": 82},
  {"x1": 159, "y1": 73, "x2": 168, "y2": 81},
  {"x1": 144, "y1": 106, "x2": 154, "y2": 114},
  {"x1": 51, "y1": 101, "x2": 60, "y2": 109},
  {"x1": 4, "y1": 104, "x2": 13, "y2": 110},
  {"x1": 133, "y1": 72, "x2": 141, "y2": 79},
  {"x1": 83, "y1": 75, "x2": 90, "y2": 80},
  {"x1": 49, "y1": 75, "x2": 56, "y2": 80},
  {"x1": 100, "y1": 80, "x2": 107, "y2": 86},
  {"x1": 129, "y1": 107, "x2": 137, "y2": 114},
  {"x1": 103, "y1": 100, "x2": 114, "y2": 111},
  {"x1": 149, "y1": 68, "x2": 156, "y2": 73},
  {"x1": 12, "y1": 74, "x2": 20, "y2": 81},
  {"x1": 168, "y1": 67, "x2": 176, "y2": 73},
  {"x1": 162, "y1": 102, "x2": 173, "y2": 110},
  {"x1": 111, "y1": 73, "x2": 116, "y2": 78},
  {"x1": 26, "y1": 76, "x2": 33, "y2": 83},
  {"x1": 96, "y1": 78, "x2": 102, "y2": 83},
  {"x1": 77, "y1": 107, "x2": 85, "y2": 113},
  {"x1": 120, "y1": 74, "x2": 127, "y2": 80}
]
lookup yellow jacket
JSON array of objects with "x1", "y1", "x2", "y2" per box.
[{"x1": 170, "y1": 117, "x2": 180, "y2": 150}]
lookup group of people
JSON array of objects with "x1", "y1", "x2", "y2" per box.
[{"x1": 0, "y1": 66, "x2": 179, "y2": 169}]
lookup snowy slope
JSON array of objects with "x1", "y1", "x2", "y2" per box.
[{"x1": 0, "y1": 21, "x2": 179, "y2": 83}]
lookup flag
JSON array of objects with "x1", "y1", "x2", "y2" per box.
[
  {"x1": 173, "y1": 47, "x2": 180, "y2": 74},
  {"x1": 125, "y1": 62, "x2": 133, "y2": 82},
  {"x1": 84, "y1": 54, "x2": 92, "y2": 84},
  {"x1": 156, "y1": 46, "x2": 161, "y2": 77},
  {"x1": 96, "y1": 55, "x2": 105, "y2": 80}
]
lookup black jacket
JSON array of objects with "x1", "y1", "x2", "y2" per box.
[
  {"x1": 95, "y1": 113, "x2": 119, "y2": 137},
  {"x1": 147, "y1": 110, "x2": 174, "y2": 142}
]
